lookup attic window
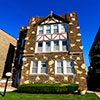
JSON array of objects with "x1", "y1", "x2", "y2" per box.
[
  {"x1": 46, "y1": 25, "x2": 51, "y2": 34},
  {"x1": 54, "y1": 24, "x2": 58, "y2": 33},
  {"x1": 39, "y1": 26, "x2": 43, "y2": 34}
]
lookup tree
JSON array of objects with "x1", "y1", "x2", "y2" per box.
[{"x1": 91, "y1": 40, "x2": 100, "y2": 75}]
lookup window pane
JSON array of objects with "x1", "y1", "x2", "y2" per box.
[
  {"x1": 54, "y1": 24, "x2": 58, "y2": 33},
  {"x1": 41, "y1": 61, "x2": 47, "y2": 73},
  {"x1": 32, "y1": 61, "x2": 38, "y2": 73},
  {"x1": 46, "y1": 25, "x2": 51, "y2": 34},
  {"x1": 39, "y1": 26, "x2": 43, "y2": 34},
  {"x1": 66, "y1": 61, "x2": 74, "y2": 73},
  {"x1": 46, "y1": 42, "x2": 51, "y2": 51},
  {"x1": 61, "y1": 24, "x2": 67, "y2": 32},
  {"x1": 67, "y1": 67, "x2": 73, "y2": 73},
  {"x1": 57, "y1": 61, "x2": 63, "y2": 73},
  {"x1": 54, "y1": 41, "x2": 59, "y2": 51},
  {"x1": 62, "y1": 41, "x2": 67, "y2": 51},
  {"x1": 38, "y1": 42, "x2": 42, "y2": 52}
]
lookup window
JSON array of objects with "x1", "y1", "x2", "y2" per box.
[
  {"x1": 41, "y1": 61, "x2": 47, "y2": 73},
  {"x1": 21, "y1": 39, "x2": 25, "y2": 48},
  {"x1": 32, "y1": 61, "x2": 38, "y2": 73},
  {"x1": 46, "y1": 25, "x2": 51, "y2": 34},
  {"x1": 30, "y1": 61, "x2": 48, "y2": 74},
  {"x1": 66, "y1": 61, "x2": 74, "y2": 73},
  {"x1": 54, "y1": 24, "x2": 58, "y2": 33},
  {"x1": 18, "y1": 54, "x2": 23, "y2": 65},
  {"x1": 37, "y1": 42, "x2": 43, "y2": 52},
  {"x1": 62, "y1": 40, "x2": 67, "y2": 51},
  {"x1": 55, "y1": 60, "x2": 74, "y2": 74},
  {"x1": 45, "y1": 41, "x2": 51, "y2": 51},
  {"x1": 57, "y1": 61, "x2": 63, "y2": 73},
  {"x1": 39, "y1": 26, "x2": 43, "y2": 34},
  {"x1": 54, "y1": 41, "x2": 59, "y2": 51},
  {"x1": 36, "y1": 40, "x2": 69, "y2": 53},
  {"x1": 61, "y1": 24, "x2": 67, "y2": 32}
]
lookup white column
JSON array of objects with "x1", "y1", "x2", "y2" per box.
[
  {"x1": 63, "y1": 60, "x2": 66, "y2": 74},
  {"x1": 44, "y1": 25, "x2": 46, "y2": 34},
  {"x1": 43, "y1": 41, "x2": 46, "y2": 52},
  {"x1": 58, "y1": 24, "x2": 61, "y2": 33},
  {"x1": 35, "y1": 42, "x2": 38, "y2": 53},
  {"x1": 51, "y1": 24, "x2": 53, "y2": 34},
  {"x1": 59, "y1": 40, "x2": 62, "y2": 51},
  {"x1": 51, "y1": 41, "x2": 54, "y2": 52},
  {"x1": 38, "y1": 61, "x2": 41, "y2": 74}
]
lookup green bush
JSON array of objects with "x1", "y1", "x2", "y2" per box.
[{"x1": 18, "y1": 83, "x2": 79, "y2": 93}]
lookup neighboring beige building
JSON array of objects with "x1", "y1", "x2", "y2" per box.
[{"x1": 0, "y1": 29, "x2": 16, "y2": 79}]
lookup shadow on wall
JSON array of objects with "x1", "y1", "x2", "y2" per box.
[{"x1": 2, "y1": 43, "x2": 15, "y2": 78}]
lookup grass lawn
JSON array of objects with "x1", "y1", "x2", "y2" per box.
[{"x1": 0, "y1": 92, "x2": 99, "y2": 100}]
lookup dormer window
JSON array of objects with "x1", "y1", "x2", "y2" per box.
[
  {"x1": 39, "y1": 26, "x2": 43, "y2": 34},
  {"x1": 46, "y1": 25, "x2": 51, "y2": 34},
  {"x1": 54, "y1": 24, "x2": 58, "y2": 33}
]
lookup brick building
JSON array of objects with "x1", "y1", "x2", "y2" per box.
[
  {"x1": 88, "y1": 28, "x2": 100, "y2": 90},
  {"x1": 13, "y1": 12, "x2": 87, "y2": 88},
  {"x1": 0, "y1": 29, "x2": 16, "y2": 79}
]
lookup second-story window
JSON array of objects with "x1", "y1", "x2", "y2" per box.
[
  {"x1": 46, "y1": 25, "x2": 51, "y2": 34},
  {"x1": 62, "y1": 40, "x2": 67, "y2": 51},
  {"x1": 45, "y1": 41, "x2": 51, "y2": 52},
  {"x1": 37, "y1": 42, "x2": 43, "y2": 52},
  {"x1": 39, "y1": 26, "x2": 44, "y2": 34},
  {"x1": 54, "y1": 24, "x2": 58, "y2": 33},
  {"x1": 54, "y1": 41, "x2": 59, "y2": 51}
]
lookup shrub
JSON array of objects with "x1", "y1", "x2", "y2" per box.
[{"x1": 18, "y1": 83, "x2": 79, "y2": 93}]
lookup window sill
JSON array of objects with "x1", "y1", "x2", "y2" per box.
[
  {"x1": 37, "y1": 32, "x2": 67, "y2": 36},
  {"x1": 35, "y1": 51, "x2": 68, "y2": 53},
  {"x1": 29, "y1": 73, "x2": 48, "y2": 75},
  {"x1": 55, "y1": 73, "x2": 75, "y2": 75}
]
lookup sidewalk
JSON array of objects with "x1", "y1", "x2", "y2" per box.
[
  {"x1": 0, "y1": 87, "x2": 17, "y2": 92},
  {"x1": 87, "y1": 91, "x2": 100, "y2": 98}
]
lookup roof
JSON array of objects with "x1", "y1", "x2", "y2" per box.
[{"x1": 89, "y1": 27, "x2": 100, "y2": 56}]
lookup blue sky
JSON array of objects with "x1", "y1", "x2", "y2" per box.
[{"x1": 0, "y1": 0, "x2": 100, "y2": 70}]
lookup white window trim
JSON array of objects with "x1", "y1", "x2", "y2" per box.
[
  {"x1": 37, "y1": 24, "x2": 67, "y2": 35},
  {"x1": 55, "y1": 60, "x2": 74, "y2": 75},
  {"x1": 36, "y1": 40, "x2": 69, "y2": 53},
  {"x1": 30, "y1": 61, "x2": 48, "y2": 74}
]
